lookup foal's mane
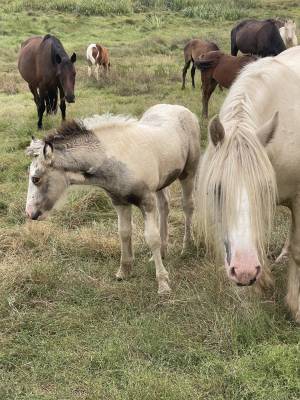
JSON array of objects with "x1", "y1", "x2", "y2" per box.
[
  {"x1": 195, "y1": 58, "x2": 278, "y2": 264},
  {"x1": 44, "y1": 120, "x2": 94, "y2": 146}
]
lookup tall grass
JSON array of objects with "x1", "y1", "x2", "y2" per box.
[{"x1": 3, "y1": 0, "x2": 261, "y2": 18}]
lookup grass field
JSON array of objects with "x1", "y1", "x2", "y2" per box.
[{"x1": 0, "y1": 0, "x2": 300, "y2": 399}]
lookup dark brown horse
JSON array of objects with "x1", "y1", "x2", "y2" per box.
[
  {"x1": 18, "y1": 34, "x2": 76, "y2": 129},
  {"x1": 231, "y1": 19, "x2": 286, "y2": 57},
  {"x1": 194, "y1": 50, "x2": 257, "y2": 117},
  {"x1": 182, "y1": 39, "x2": 219, "y2": 90}
]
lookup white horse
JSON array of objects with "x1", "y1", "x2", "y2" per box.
[
  {"x1": 279, "y1": 20, "x2": 298, "y2": 48},
  {"x1": 195, "y1": 46, "x2": 300, "y2": 321},
  {"x1": 25, "y1": 104, "x2": 201, "y2": 294}
]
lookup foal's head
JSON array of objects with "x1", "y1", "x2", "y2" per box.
[{"x1": 26, "y1": 138, "x2": 69, "y2": 220}]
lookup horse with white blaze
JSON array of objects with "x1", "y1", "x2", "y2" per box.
[
  {"x1": 195, "y1": 46, "x2": 300, "y2": 322},
  {"x1": 25, "y1": 104, "x2": 201, "y2": 294}
]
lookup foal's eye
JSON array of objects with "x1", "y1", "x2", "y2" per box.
[{"x1": 32, "y1": 176, "x2": 41, "y2": 185}]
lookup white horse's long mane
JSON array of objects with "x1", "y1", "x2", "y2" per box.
[
  {"x1": 195, "y1": 58, "x2": 278, "y2": 264},
  {"x1": 82, "y1": 114, "x2": 138, "y2": 132}
]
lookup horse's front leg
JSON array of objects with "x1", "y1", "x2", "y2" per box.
[
  {"x1": 115, "y1": 205, "x2": 133, "y2": 280},
  {"x1": 142, "y1": 194, "x2": 171, "y2": 294},
  {"x1": 286, "y1": 199, "x2": 300, "y2": 322},
  {"x1": 58, "y1": 86, "x2": 66, "y2": 121},
  {"x1": 37, "y1": 88, "x2": 46, "y2": 129}
]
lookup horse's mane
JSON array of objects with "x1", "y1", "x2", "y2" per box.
[
  {"x1": 82, "y1": 114, "x2": 138, "y2": 131},
  {"x1": 43, "y1": 34, "x2": 69, "y2": 64},
  {"x1": 195, "y1": 57, "x2": 278, "y2": 265},
  {"x1": 44, "y1": 120, "x2": 94, "y2": 146}
]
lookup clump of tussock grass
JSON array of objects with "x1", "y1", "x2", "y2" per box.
[{"x1": 0, "y1": 74, "x2": 22, "y2": 95}]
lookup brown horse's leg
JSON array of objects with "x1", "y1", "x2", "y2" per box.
[
  {"x1": 58, "y1": 86, "x2": 66, "y2": 122},
  {"x1": 37, "y1": 91, "x2": 46, "y2": 130},
  {"x1": 201, "y1": 75, "x2": 217, "y2": 118},
  {"x1": 29, "y1": 83, "x2": 40, "y2": 108},
  {"x1": 191, "y1": 63, "x2": 196, "y2": 89},
  {"x1": 182, "y1": 60, "x2": 191, "y2": 90}
]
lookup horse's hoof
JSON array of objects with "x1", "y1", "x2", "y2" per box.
[
  {"x1": 115, "y1": 264, "x2": 132, "y2": 281},
  {"x1": 158, "y1": 281, "x2": 171, "y2": 295}
]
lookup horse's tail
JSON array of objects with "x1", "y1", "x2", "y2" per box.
[{"x1": 231, "y1": 27, "x2": 238, "y2": 56}]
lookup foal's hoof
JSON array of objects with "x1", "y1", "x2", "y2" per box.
[
  {"x1": 115, "y1": 264, "x2": 132, "y2": 281},
  {"x1": 158, "y1": 280, "x2": 171, "y2": 295}
]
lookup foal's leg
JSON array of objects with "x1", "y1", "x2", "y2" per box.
[
  {"x1": 180, "y1": 175, "x2": 195, "y2": 253},
  {"x1": 115, "y1": 205, "x2": 133, "y2": 280},
  {"x1": 182, "y1": 60, "x2": 191, "y2": 90},
  {"x1": 95, "y1": 64, "x2": 100, "y2": 81},
  {"x1": 156, "y1": 189, "x2": 170, "y2": 259},
  {"x1": 142, "y1": 194, "x2": 170, "y2": 294},
  {"x1": 58, "y1": 86, "x2": 66, "y2": 122},
  {"x1": 286, "y1": 200, "x2": 300, "y2": 322},
  {"x1": 191, "y1": 63, "x2": 196, "y2": 89}
]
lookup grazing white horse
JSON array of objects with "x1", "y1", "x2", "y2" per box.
[
  {"x1": 279, "y1": 20, "x2": 298, "y2": 48},
  {"x1": 25, "y1": 104, "x2": 200, "y2": 294},
  {"x1": 195, "y1": 46, "x2": 300, "y2": 322}
]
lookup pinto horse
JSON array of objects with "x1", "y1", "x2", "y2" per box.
[
  {"x1": 182, "y1": 39, "x2": 219, "y2": 90},
  {"x1": 231, "y1": 19, "x2": 286, "y2": 57},
  {"x1": 194, "y1": 50, "x2": 257, "y2": 117},
  {"x1": 18, "y1": 34, "x2": 76, "y2": 129},
  {"x1": 195, "y1": 46, "x2": 300, "y2": 322},
  {"x1": 86, "y1": 43, "x2": 110, "y2": 80},
  {"x1": 25, "y1": 104, "x2": 200, "y2": 294}
]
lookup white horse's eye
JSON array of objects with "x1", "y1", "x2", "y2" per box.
[{"x1": 32, "y1": 176, "x2": 41, "y2": 185}]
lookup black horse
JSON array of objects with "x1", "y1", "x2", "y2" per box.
[{"x1": 231, "y1": 19, "x2": 286, "y2": 57}]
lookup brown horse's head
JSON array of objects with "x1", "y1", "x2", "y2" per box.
[{"x1": 56, "y1": 53, "x2": 76, "y2": 103}]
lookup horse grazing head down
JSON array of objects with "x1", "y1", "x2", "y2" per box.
[
  {"x1": 55, "y1": 52, "x2": 77, "y2": 103},
  {"x1": 25, "y1": 137, "x2": 68, "y2": 220}
]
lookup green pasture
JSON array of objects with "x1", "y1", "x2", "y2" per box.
[{"x1": 0, "y1": 0, "x2": 299, "y2": 399}]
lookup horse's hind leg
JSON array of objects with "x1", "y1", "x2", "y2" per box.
[
  {"x1": 115, "y1": 205, "x2": 133, "y2": 280},
  {"x1": 191, "y1": 63, "x2": 196, "y2": 89},
  {"x1": 156, "y1": 188, "x2": 170, "y2": 259},
  {"x1": 141, "y1": 193, "x2": 170, "y2": 294},
  {"x1": 29, "y1": 83, "x2": 40, "y2": 108},
  {"x1": 180, "y1": 174, "x2": 196, "y2": 253},
  {"x1": 182, "y1": 60, "x2": 191, "y2": 90}
]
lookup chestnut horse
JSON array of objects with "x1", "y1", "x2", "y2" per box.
[
  {"x1": 86, "y1": 43, "x2": 110, "y2": 80},
  {"x1": 231, "y1": 19, "x2": 286, "y2": 57},
  {"x1": 18, "y1": 34, "x2": 76, "y2": 129},
  {"x1": 182, "y1": 39, "x2": 219, "y2": 90},
  {"x1": 194, "y1": 50, "x2": 257, "y2": 117}
]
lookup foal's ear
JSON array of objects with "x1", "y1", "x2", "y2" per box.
[
  {"x1": 256, "y1": 112, "x2": 279, "y2": 147},
  {"x1": 70, "y1": 53, "x2": 76, "y2": 63},
  {"x1": 43, "y1": 142, "x2": 54, "y2": 163},
  {"x1": 55, "y1": 54, "x2": 62, "y2": 64},
  {"x1": 209, "y1": 115, "x2": 225, "y2": 146}
]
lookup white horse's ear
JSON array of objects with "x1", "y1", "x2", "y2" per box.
[
  {"x1": 43, "y1": 142, "x2": 54, "y2": 163},
  {"x1": 256, "y1": 112, "x2": 279, "y2": 147},
  {"x1": 209, "y1": 115, "x2": 225, "y2": 146},
  {"x1": 26, "y1": 137, "x2": 44, "y2": 157}
]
